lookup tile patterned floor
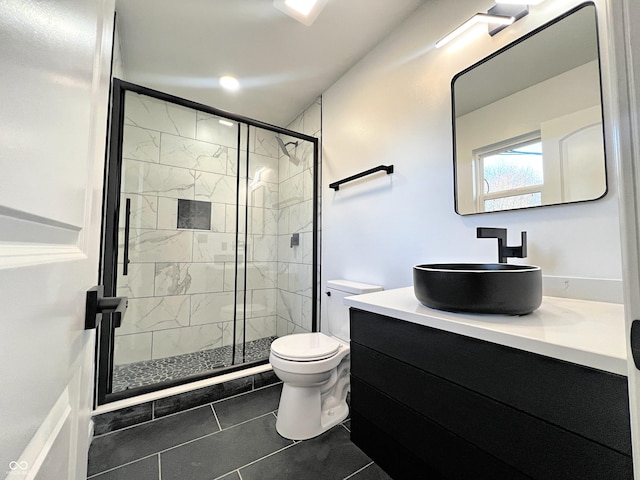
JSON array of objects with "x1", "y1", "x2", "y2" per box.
[
  {"x1": 87, "y1": 383, "x2": 393, "y2": 480},
  {"x1": 112, "y1": 337, "x2": 276, "y2": 393}
]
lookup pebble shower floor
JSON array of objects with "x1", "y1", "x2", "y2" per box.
[{"x1": 112, "y1": 337, "x2": 277, "y2": 392}]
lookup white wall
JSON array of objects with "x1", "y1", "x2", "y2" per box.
[{"x1": 321, "y1": 0, "x2": 621, "y2": 311}]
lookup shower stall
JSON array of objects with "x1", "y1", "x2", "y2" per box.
[{"x1": 97, "y1": 80, "x2": 319, "y2": 405}]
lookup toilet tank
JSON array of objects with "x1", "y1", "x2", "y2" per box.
[{"x1": 325, "y1": 280, "x2": 383, "y2": 341}]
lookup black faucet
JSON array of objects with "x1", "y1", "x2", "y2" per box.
[{"x1": 477, "y1": 227, "x2": 527, "y2": 263}]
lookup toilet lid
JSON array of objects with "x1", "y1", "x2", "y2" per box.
[{"x1": 271, "y1": 333, "x2": 341, "y2": 361}]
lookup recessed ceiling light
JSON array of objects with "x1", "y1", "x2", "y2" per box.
[
  {"x1": 285, "y1": 0, "x2": 316, "y2": 16},
  {"x1": 219, "y1": 119, "x2": 234, "y2": 127},
  {"x1": 219, "y1": 75, "x2": 240, "y2": 91},
  {"x1": 273, "y1": 0, "x2": 328, "y2": 26}
]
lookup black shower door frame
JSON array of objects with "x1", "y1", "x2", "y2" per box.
[{"x1": 97, "y1": 79, "x2": 319, "y2": 405}]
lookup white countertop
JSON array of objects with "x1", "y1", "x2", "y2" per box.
[{"x1": 344, "y1": 287, "x2": 628, "y2": 376}]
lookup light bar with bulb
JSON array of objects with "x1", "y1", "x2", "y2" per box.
[{"x1": 435, "y1": 13, "x2": 515, "y2": 48}]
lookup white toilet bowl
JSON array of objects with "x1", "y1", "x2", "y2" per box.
[
  {"x1": 270, "y1": 332, "x2": 350, "y2": 440},
  {"x1": 269, "y1": 279, "x2": 383, "y2": 440}
]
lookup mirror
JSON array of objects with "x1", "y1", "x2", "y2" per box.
[{"x1": 453, "y1": 3, "x2": 606, "y2": 215}]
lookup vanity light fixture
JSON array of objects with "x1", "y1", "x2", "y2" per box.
[
  {"x1": 487, "y1": 3, "x2": 530, "y2": 36},
  {"x1": 219, "y1": 75, "x2": 240, "y2": 91},
  {"x1": 273, "y1": 0, "x2": 329, "y2": 26},
  {"x1": 435, "y1": 13, "x2": 515, "y2": 48}
]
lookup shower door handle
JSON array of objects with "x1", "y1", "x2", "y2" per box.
[
  {"x1": 123, "y1": 197, "x2": 131, "y2": 276},
  {"x1": 85, "y1": 285, "x2": 128, "y2": 330}
]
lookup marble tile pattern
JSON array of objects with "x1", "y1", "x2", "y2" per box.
[
  {"x1": 114, "y1": 92, "x2": 318, "y2": 370},
  {"x1": 276, "y1": 98, "x2": 321, "y2": 336}
]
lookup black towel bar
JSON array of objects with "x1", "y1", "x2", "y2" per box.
[{"x1": 329, "y1": 165, "x2": 394, "y2": 191}]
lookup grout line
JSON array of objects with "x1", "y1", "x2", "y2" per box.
[
  {"x1": 153, "y1": 410, "x2": 279, "y2": 458},
  {"x1": 220, "y1": 410, "x2": 277, "y2": 431},
  {"x1": 213, "y1": 468, "x2": 243, "y2": 480},
  {"x1": 211, "y1": 381, "x2": 282, "y2": 406},
  {"x1": 91, "y1": 409, "x2": 280, "y2": 478},
  {"x1": 210, "y1": 404, "x2": 222, "y2": 431},
  {"x1": 94, "y1": 401, "x2": 217, "y2": 439},
  {"x1": 230, "y1": 442, "x2": 298, "y2": 474},
  {"x1": 342, "y1": 461, "x2": 374, "y2": 480},
  {"x1": 87, "y1": 452, "x2": 159, "y2": 478}
]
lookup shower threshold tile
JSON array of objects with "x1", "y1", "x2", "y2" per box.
[{"x1": 160, "y1": 413, "x2": 292, "y2": 480}]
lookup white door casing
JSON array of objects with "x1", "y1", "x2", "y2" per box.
[
  {"x1": 609, "y1": 0, "x2": 640, "y2": 477},
  {"x1": 0, "y1": 0, "x2": 115, "y2": 479}
]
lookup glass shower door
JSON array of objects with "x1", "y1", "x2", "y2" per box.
[
  {"x1": 112, "y1": 90, "x2": 243, "y2": 392},
  {"x1": 98, "y1": 80, "x2": 319, "y2": 404},
  {"x1": 231, "y1": 124, "x2": 316, "y2": 363}
]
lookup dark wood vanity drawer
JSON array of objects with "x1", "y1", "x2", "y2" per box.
[
  {"x1": 350, "y1": 376, "x2": 531, "y2": 480},
  {"x1": 350, "y1": 308, "x2": 632, "y2": 456},
  {"x1": 350, "y1": 410, "x2": 445, "y2": 480},
  {"x1": 351, "y1": 343, "x2": 632, "y2": 480}
]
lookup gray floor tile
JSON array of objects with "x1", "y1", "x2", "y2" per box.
[
  {"x1": 154, "y1": 376, "x2": 252, "y2": 418},
  {"x1": 88, "y1": 455, "x2": 159, "y2": 480},
  {"x1": 239, "y1": 425, "x2": 371, "y2": 480},
  {"x1": 213, "y1": 384, "x2": 282, "y2": 428},
  {"x1": 348, "y1": 462, "x2": 394, "y2": 480},
  {"x1": 160, "y1": 413, "x2": 292, "y2": 480},
  {"x1": 87, "y1": 406, "x2": 219, "y2": 476}
]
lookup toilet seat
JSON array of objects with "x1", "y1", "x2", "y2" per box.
[{"x1": 270, "y1": 333, "x2": 340, "y2": 362}]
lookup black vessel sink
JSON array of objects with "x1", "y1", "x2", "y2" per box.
[{"x1": 413, "y1": 263, "x2": 542, "y2": 315}]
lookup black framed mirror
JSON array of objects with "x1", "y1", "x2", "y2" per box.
[{"x1": 453, "y1": 2, "x2": 606, "y2": 215}]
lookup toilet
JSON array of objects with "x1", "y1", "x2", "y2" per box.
[{"x1": 269, "y1": 279, "x2": 383, "y2": 440}]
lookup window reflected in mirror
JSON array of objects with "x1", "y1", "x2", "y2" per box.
[{"x1": 478, "y1": 136, "x2": 543, "y2": 212}]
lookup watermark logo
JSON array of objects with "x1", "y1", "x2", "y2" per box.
[{"x1": 7, "y1": 461, "x2": 28, "y2": 476}]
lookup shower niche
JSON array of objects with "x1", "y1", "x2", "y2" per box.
[{"x1": 98, "y1": 80, "x2": 319, "y2": 404}]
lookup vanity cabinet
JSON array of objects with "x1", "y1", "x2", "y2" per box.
[{"x1": 349, "y1": 308, "x2": 633, "y2": 480}]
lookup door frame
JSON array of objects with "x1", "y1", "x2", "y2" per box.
[{"x1": 610, "y1": 0, "x2": 640, "y2": 477}]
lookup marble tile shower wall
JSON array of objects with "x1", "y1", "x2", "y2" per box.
[
  {"x1": 276, "y1": 98, "x2": 321, "y2": 337},
  {"x1": 114, "y1": 92, "x2": 284, "y2": 365}
]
